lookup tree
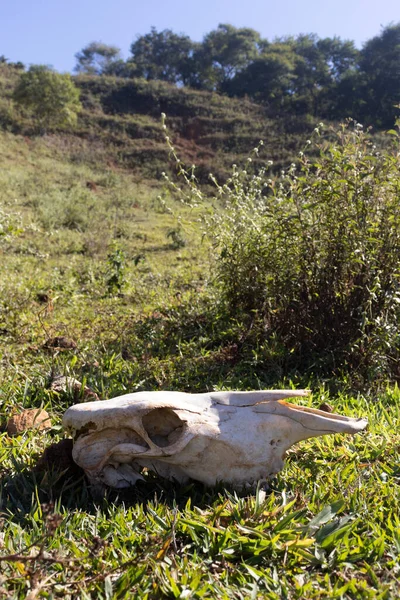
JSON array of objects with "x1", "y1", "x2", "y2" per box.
[
  {"x1": 75, "y1": 42, "x2": 122, "y2": 75},
  {"x1": 226, "y1": 43, "x2": 297, "y2": 107},
  {"x1": 263, "y1": 34, "x2": 360, "y2": 117},
  {"x1": 130, "y1": 28, "x2": 194, "y2": 84},
  {"x1": 225, "y1": 34, "x2": 360, "y2": 117},
  {"x1": 358, "y1": 23, "x2": 400, "y2": 127},
  {"x1": 13, "y1": 66, "x2": 81, "y2": 131},
  {"x1": 312, "y1": 37, "x2": 359, "y2": 118},
  {"x1": 330, "y1": 68, "x2": 367, "y2": 121},
  {"x1": 317, "y1": 37, "x2": 359, "y2": 81},
  {"x1": 199, "y1": 24, "x2": 261, "y2": 91}
]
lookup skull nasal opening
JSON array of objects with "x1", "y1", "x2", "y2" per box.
[{"x1": 142, "y1": 408, "x2": 184, "y2": 448}]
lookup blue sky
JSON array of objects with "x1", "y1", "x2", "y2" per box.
[{"x1": 1, "y1": 0, "x2": 399, "y2": 72}]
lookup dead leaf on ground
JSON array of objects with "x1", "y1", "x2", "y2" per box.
[{"x1": 43, "y1": 336, "x2": 77, "y2": 350}]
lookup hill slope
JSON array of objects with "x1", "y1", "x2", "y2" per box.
[{"x1": 1, "y1": 64, "x2": 318, "y2": 181}]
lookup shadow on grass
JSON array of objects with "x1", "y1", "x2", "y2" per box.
[
  {"x1": 0, "y1": 444, "x2": 91, "y2": 523},
  {"x1": 1, "y1": 437, "x2": 283, "y2": 525}
]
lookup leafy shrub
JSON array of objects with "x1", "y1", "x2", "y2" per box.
[
  {"x1": 105, "y1": 242, "x2": 126, "y2": 295},
  {"x1": 0, "y1": 98, "x2": 16, "y2": 130},
  {"x1": 166, "y1": 119, "x2": 400, "y2": 381},
  {"x1": 13, "y1": 65, "x2": 81, "y2": 132}
]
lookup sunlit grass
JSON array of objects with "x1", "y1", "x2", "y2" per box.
[{"x1": 1, "y1": 387, "x2": 399, "y2": 598}]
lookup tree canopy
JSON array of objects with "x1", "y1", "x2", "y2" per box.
[
  {"x1": 130, "y1": 28, "x2": 194, "y2": 85},
  {"x1": 75, "y1": 42, "x2": 122, "y2": 75},
  {"x1": 358, "y1": 24, "x2": 400, "y2": 126},
  {"x1": 71, "y1": 22, "x2": 400, "y2": 128}
]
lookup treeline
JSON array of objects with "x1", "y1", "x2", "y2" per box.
[{"x1": 74, "y1": 23, "x2": 400, "y2": 128}]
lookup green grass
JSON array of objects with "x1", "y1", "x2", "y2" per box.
[
  {"x1": 1, "y1": 387, "x2": 399, "y2": 598},
  {"x1": 1, "y1": 80, "x2": 400, "y2": 597}
]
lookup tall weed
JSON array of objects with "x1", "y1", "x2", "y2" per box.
[{"x1": 165, "y1": 118, "x2": 400, "y2": 381}]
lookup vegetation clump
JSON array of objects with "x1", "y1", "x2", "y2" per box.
[
  {"x1": 105, "y1": 242, "x2": 127, "y2": 295},
  {"x1": 13, "y1": 65, "x2": 82, "y2": 132},
  {"x1": 166, "y1": 119, "x2": 400, "y2": 382}
]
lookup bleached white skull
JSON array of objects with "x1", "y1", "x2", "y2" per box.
[{"x1": 63, "y1": 390, "x2": 367, "y2": 489}]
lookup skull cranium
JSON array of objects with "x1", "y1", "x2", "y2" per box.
[{"x1": 63, "y1": 390, "x2": 367, "y2": 488}]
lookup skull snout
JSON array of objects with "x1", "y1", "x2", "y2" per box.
[{"x1": 274, "y1": 401, "x2": 368, "y2": 436}]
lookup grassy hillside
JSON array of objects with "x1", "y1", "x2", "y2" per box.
[
  {"x1": 1, "y1": 63, "x2": 318, "y2": 181},
  {"x1": 75, "y1": 75, "x2": 316, "y2": 179},
  {"x1": 0, "y1": 128, "x2": 211, "y2": 370}
]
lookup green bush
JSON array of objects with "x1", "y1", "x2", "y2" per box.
[
  {"x1": 13, "y1": 65, "x2": 81, "y2": 132},
  {"x1": 0, "y1": 97, "x2": 16, "y2": 130},
  {"x1": 105, "y1": 242, "x2": 126, "y2": 295},
  {"x1": 167, "y1": 119, "x2": 400, "y2": 381}
]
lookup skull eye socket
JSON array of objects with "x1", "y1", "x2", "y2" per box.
[{"x1": 142, "y1": 408, "x2": 184, "y2": 448}]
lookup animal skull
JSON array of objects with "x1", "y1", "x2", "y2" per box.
[{"x1": 63, "y1": 390, "x2": 367, "y2": 488}]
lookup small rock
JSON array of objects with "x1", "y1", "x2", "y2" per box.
[
  {"x1": 43, "y1": 336, "x2": 77, "y2": 350},
  {"x1": 50, "y1": 375, "x2": 99, "y2": 400},
  {"x1": 7, "y1": 409, "x2": 51, "y2": 436}
]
